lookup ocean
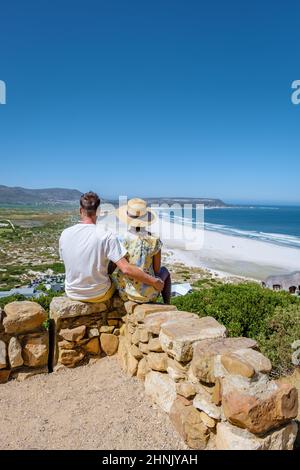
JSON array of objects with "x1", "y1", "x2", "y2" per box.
[
  {"x1": 160, "y1": 205, "x2": 300, "y2": 250},
  {"x1": 204, "y1": 206, "x2": 300, "y2": 249}
]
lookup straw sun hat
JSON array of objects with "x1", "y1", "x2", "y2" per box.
[{"x1": 116, "y1": 198, "x2": 156, "y2": 228}]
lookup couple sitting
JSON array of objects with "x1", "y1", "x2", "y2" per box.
[{"x1": 59, "y1": 192, "x2": 171, "y2": 305}]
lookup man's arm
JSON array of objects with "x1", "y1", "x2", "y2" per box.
[{"x1": 116, "y1": 258, "x2": 164, "y2": 292}]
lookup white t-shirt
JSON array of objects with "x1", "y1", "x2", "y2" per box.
[{"x1": 59, "y1": 223, "x2": 127, "y2": 300}]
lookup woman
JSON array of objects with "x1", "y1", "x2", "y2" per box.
[{"x1": 113, "y1": 198, "x2": 171, "y2": 304}]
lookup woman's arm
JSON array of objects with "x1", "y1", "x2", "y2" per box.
[{"x1": 153, "y1": 250, "x2": 161, "y2": 275}]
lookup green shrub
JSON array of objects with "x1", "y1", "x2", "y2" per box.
[
  {"x1": 0, "y1": 291, "x2": 63, "y2": 313},
  {"x1": 257, "y1": 303, "x2": 300, "y2": 374}
]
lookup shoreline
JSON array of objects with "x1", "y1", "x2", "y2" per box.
[
  {"x1": 100, "y1": 212, "x2": 300, "y2": 281},
  {"x1": 161, "y1": 227, "x2": 300, "y2": 281}
]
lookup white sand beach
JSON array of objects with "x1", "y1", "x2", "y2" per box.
[{"x1": 98, "y1": 211, "x2": 300, "y2": 281}]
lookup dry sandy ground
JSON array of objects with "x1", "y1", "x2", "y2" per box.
[{"x1": 0, "y1": 357, "x2": 187, "y2": 450}]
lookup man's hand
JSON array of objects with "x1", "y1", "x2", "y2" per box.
[
  {"x1": 152, "y1": 277, "x2": 164, "y2": 292},
  {"x1": 116, "y1": 257, "x2": 164, "y2": 291}
]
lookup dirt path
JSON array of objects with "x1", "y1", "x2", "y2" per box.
[{"x1": 0, "y1": 356, "x2": 187, "y2": 450}]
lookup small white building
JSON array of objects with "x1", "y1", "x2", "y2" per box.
[{"x1": 171, "y1": 283, "x2": 192, "y2": 297}]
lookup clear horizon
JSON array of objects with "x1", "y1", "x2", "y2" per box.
[{"x1": 0, "y1": 1, "x2": 300, "y2": 204}]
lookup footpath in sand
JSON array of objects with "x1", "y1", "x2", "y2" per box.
[{"x1": 0, "y1": 356, "x2": 187, "y2": 450}]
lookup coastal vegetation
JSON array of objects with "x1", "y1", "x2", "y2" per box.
[
  {"x1": 172, "y1": 282, "x2": 300, "y2": 374},
  {"x1": 0, "y1": 205, "x2": 75, "y2": 290}
]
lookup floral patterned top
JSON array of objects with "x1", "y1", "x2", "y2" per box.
[{"x1": 113, "y1": 228, "x2": 162, "y2": 303}]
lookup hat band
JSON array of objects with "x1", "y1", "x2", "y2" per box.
[{"x1": 127, "y1": 209, "x2": 147, "y2": 218}]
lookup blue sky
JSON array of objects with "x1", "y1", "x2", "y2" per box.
[{"x1": 0, "y1": 0, "x2": 299, "y2": 204}]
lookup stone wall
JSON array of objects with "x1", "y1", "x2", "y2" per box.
[
  {"x1": 49, "y1": 294, "x2": 125, "y2": 369},
  {"x1": 1, "y1": 296, "x2": 299, "y2": 450},
  {"x1": 0, "y1": 301, "x2": 49, "y2": 383},
  {"x1": 118, "y1": 302, "x2": 299, "y2": 450}
]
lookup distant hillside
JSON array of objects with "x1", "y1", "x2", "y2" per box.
[
  {"x1": 144, "y1": 197, "x2": 230, "y2": 208},
  {"x1": 0, "y1": 185, "x2": 82, "y2": 204}
]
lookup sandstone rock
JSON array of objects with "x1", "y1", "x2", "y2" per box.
[
  {"x1": 13, "y1": 367, "x2": 48, "y2": 382},
  {"x1": 3, "y1": 301, "x2": 47, "y2": 334},
  {"x1": 88, "y1": 328, "x2": 100, "y2": 338},
  {"x1": 58, "y1": 340, "x2": 76, "y2": 350},
  {"x1": 145, "y1": 371, "x2": 177, "y2": 413},
  {"x1": 193, "y1": 386, "x2": 222, "y2": 419},
  {"x1": 22, "y1": 333, "x2": 49, "y2": 367},
  {"x1": 139, "y1": 342, "x2": 149, "y2": 354},
  {"x1": 170, "y1": 398, "x2": 209, "y2": 449},
  {"x1": 127, "y1": 352, "x2": 139, "y2": 377},
  {"x1": 100, "y1": 333, "x2": 119, "y2": 356},
  {"x1": 148, "y1": 337, "x2": 163, "y2": 352},
  {"x1": 117, "y1": 337, "x2": 129, "y2": 372},
  {"x1": 124, "y1": 323, "x2": 135, "y2": 339},
  {"x1": 222, "y1": 381, "x2": 298, "y2": 435},
  {"x1": 50, "y1": 297, "x2": 107, "y2": 320},
  {"x1": 176, "y1": 395, "x2": 193, "y2": 406},
  {"x1": 0, "y1": 369, "x2": 10, "y2": 384},
  {"x1": 8, "y1": 337, "x2": 23, "y2": 368},
  {"x1": 191, "y1": 353, "x2": 215, "y2": 384},
  {"x1": 167, "y1": 357, "x2": 189, "y2": 381},
  {"x1": 0, "y1": 340, "x2": 7, "y2": 369},
  {"x1": 60, "y1": 325, "x2": 86, "y2": 342},
  {"x1": 232, "y1": 348, "x2": 272, "y2": 374},
  {"x1": 199, "y1": 411, "x2": 216, "y2": 429},
  {"x1": 191, "y1": 337, "x2": 258, "y2": 384},
  {"x1": 265, "y1": 421, "x2": 298, "y2": 450},
  {"x1": 144, "y1": 310, "x2": 198, "y2": 335},
  {"x1": 139, "y1": 327, "x2": 150, "y2": 343},
  {"x1": 99, "y1": 325, "x2": 115, "y2": 334},
  {"x1": 176, "y1": 382, "x2": 197, "y2": 399},
  {"x1": 147, "y1": 352, "x2": 168, "y2": 372},
  {"x1": 134, "y1": 303, "x2": 177, "y2": 323},
  {"x1": 221, "y1": 354, "x2": 255, "y2": 378},
  {"x1": 58, "y1": 349, "x2": 85, "y2": 367},
  {"x1": 124, "y1": 301, "x2": 138, "y2": 314},
  {"x1": 137, "y1": 357, "x2": 150, "y2": 380},
  {"x1": 212, "y1": 378, "x2": 222, "y2": 406},
  {"x1": 221, "y1": 369, "x2": 269, "y2": 395},
  {"x1": 160, "y1": 316, "x2": 226, "y2": 363},
  {"x1": 131, "y1": 327, "x2": 150, "y2": 345},
  {"x1": 130, "y1": 344, "x2": 143, "y2": 360},
  {"x1": 216, "y1": 421, "x2": 298, "y2": 450},
  {"x1": 119, "y1": 324, "x2": 126, "y2": 336},
  {"x1": 84, "y1": 338, "x2": 101, "y2": 355}
]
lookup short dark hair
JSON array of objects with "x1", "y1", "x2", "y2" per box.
[{"x1": 80, "y1": 191, "x2": 101, "y2": 216}]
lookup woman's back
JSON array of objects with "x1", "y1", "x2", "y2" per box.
[{"x1": 113, "y1": 228, "x2": 162, "y2": 302}]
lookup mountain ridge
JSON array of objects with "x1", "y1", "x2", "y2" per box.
[
  {"x1": 0, "y1": 185, "x2": 229, "y2": 207},
  {"x1": 0, "y1": 185, "x2": 82, "y2": 204}
]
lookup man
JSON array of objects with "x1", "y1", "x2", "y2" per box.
[{"x1": 59, "y1": 192, "x2": 164, "y2": 302}]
